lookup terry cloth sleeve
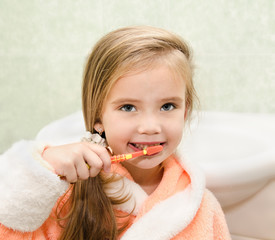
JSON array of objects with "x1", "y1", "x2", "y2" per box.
[
  {"x1": 0, "y1": 140, "x2": 69, "y2": 233},
  {"x1": 211, "y1": 193, "x2": 232, "y2": 240},
  {"x1": 203, "y1": 189, "x2": 231, "y2": 240}
]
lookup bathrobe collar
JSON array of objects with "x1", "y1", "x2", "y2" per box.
[{"x1": 105, "y1": 154, "x2": 205, "y2": 240}]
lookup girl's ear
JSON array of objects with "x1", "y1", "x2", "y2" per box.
[
  {"x1": 184, "y1": 107, "x2": 188, "y2": 120},
  {"x1": 94, "y1": 122, "x2": 104, "y2": 135}
]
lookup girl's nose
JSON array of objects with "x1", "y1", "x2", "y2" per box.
[{"x1": 137, "y1": 114, "x2": 161, "y2": 135}]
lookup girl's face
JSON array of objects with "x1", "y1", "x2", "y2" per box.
[{"x1": 100, "y1": 64, "x2": 186, "y2": 170}]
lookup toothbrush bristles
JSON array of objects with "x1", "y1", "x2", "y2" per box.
[{"x1": 146, "y1": 145, "x2": 163, "y2": 155}]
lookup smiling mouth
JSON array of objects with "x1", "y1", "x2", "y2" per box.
[{"x1": 129, "y1": 142, "x2": 164, "y2": 151}]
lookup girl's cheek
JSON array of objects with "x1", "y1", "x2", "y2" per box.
[
  {"x1": 171, "y1": 122, "x2": 184, "y2": 141},
  {"x1": 106, "y1": 128, "x2": 129, "y2": 148}
]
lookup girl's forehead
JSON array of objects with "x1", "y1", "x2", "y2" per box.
[
  {"x1": 117, "y1": 60, "x2": 186, "y2": 84},
  {"x1": 102, "y1": 54, "x2": 189, "y2": 106},
  {"x1": 108, "y1": 64, "x2": 186, "y2": 99}
]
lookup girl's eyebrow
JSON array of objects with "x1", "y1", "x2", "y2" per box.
[
  {"x1": 111, "y1": 98, "x2": 140, "y2": 105},
  {"x1": 111, "y1": 97, "x2": 184, "y2": 105},
  {"x1": 160, "y1": 97, "x2": 184, "y2": 103}
]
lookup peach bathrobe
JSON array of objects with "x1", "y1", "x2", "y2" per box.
[{"x1": 0, "y1": 140, "x2": 231, "y2": 240}]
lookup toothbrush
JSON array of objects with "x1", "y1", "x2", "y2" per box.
[
  {"x1": 111, "y1": 145, "x2": 163, "y2": 163},
  {"x1": 83, "y1": 145, "x2": 163, "y2": 171}
]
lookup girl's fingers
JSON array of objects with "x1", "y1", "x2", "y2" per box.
[
  {"x1": 74, "y1": 158, "x2": 90, "y2": 180},
  {"x1": 58, "y1": 164, "x2": 78, "y2": 183},
  {"x1": 83, "y1": 142, "x2": 111, "y2": 173},
  {"x1": 66, "y1": 172, "x2": 78, "y2": 183},
  {"x1": 81, "y1": 149, "x2": 104, "y2": 177},
  {"x1": 89, "y1": 160, "x2": 103, "y2": 177},
  {"x1": 43, "y1": 142, "x2": 111, "y2": 182},
  {"x1": 68, "y1": 144, "x2": 107, "y2": 180}
]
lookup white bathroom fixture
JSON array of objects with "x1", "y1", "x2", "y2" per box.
[{"x1": 179, "y1": 111, "x2": 275, "y2": 240}]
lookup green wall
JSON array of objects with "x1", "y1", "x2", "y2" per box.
[{"x1": 1, "y1": 0, "x2": 274, "y2": 153}]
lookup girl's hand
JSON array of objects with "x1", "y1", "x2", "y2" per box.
[{"x1": 42, "y1": 142, "x2": 111, "y2": 183}]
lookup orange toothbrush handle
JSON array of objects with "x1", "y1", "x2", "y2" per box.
[
  {"x1": 111, "y1": 149, "x2": 147, "y2": 163},
  {"x1": 111, "y1": 153, "x2": 133, "y2": 163}
]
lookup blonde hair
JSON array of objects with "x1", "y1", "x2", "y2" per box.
[{"x1": 58, "y1": 26, "x2": 198, "y2": 240}]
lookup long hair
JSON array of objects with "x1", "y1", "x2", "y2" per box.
[{"x1": 58, "y1": 26, "x2": 198, "y2": 240}]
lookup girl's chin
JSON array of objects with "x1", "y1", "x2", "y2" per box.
[{"x1": 122, "y1": 156, "x2": 165, "y2": 169}]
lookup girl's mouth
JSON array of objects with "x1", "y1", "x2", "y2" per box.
[{"x1": 129, "y1": 142, "x2": 164, "y2": 151}]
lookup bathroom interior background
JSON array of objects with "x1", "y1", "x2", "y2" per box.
[{"x1": 0, "y1": 0, "x2": 274, "y2": 153}]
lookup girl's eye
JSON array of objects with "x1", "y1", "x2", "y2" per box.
[
  {"x1": 120, "y1": 104, "x2": 136, "y2": 112},
  {"x1": 161, "y1": 103, "x2": 175, "y2": 111}
]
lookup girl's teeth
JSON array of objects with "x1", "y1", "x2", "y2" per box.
[{"x1": 133, "y1": 143, "x2": 160, "y2": 150}]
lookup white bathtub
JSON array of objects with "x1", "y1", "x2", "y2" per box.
[{"x1": 179, "y1": 111, "x2": 275, "y2": 240}]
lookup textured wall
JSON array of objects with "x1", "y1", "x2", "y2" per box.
[{"x1": 1, "y1": 0, "x2": 274, "y2": 153}]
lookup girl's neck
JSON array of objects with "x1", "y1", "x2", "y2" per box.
[{"x1": 122, "y1": 163, "x2": 164, "y2": 195}]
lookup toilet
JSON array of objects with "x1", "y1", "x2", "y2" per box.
[{"x1": 179, "y1": 111, "x2": 275, "y2": 240}]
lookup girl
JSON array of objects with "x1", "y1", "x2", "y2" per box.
[{"x1": 0, "y1": 26, "x2": 231, "y2": 239}]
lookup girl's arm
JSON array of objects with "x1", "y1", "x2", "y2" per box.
[
  {"x1": 0, "y1": 112, "x2": 112, "y2": 234},
  {"x1": 0, "y1": 139, "x2": 111, "y2": 235},
  {"x1": 0, "y1": 140, "x2": 69, "y2": 232}
]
